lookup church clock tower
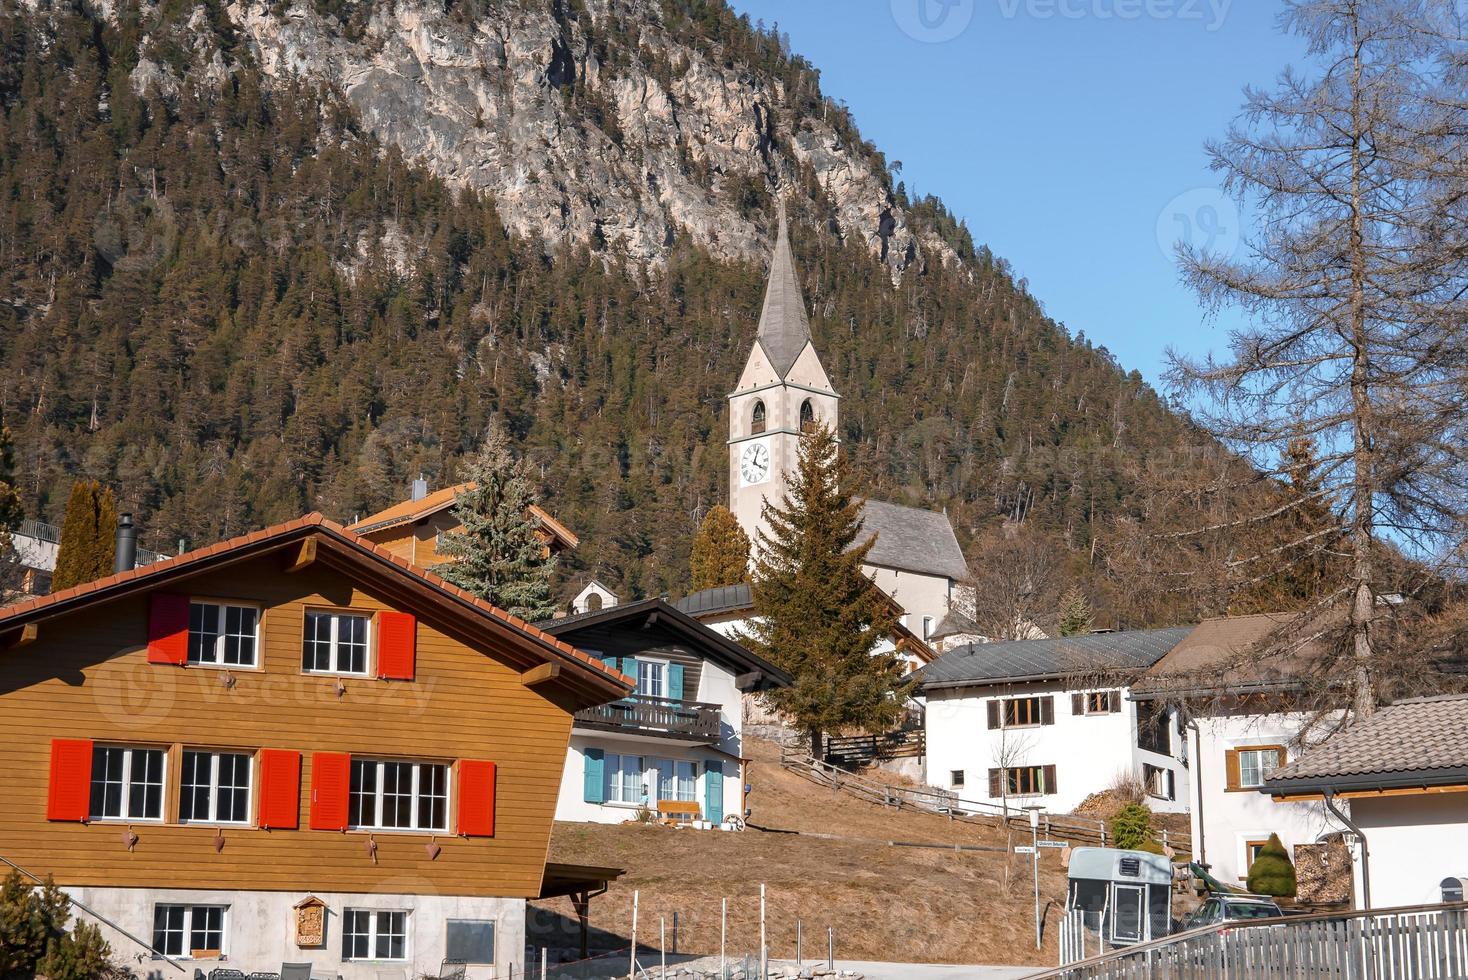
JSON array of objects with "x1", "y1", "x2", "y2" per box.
[{"x1": 728, "y1": 208, "x2": 839, "y2": 549}]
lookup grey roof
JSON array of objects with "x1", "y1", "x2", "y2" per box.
[
  {"x1": 1264, "y1": 693, "x2": 1468, "y2": 794},
  {"x1": 755, "y1": 207, "x2": 812, "y2": 379},
  {"x1": 674, "y1": 582, "x2": 754, "y2": 619},
  {"x1": 931, "y1": 609, "x2": 981, "y2": 640},
  {"x1": 858, "y1": 499, "x2": 968, "y2": 581},
  {"x1": 916, "y1": 627, "x2": 1196, "y2": 690}
]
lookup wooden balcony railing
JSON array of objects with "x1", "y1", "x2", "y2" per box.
[{"x1": 574, "y1": 695, "x2": 722, "y2": 742}]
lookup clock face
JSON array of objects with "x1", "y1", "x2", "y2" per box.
[{"x1": 740, "y1": 441, "x2": 771, "y2": 486}]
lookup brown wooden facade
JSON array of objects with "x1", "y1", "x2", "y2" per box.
[{"x1": 0, "y1": 515, "x2": 629, "y2": 899}]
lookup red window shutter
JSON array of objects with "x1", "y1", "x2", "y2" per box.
[
  {"x1": 147, "y1": 593, "x2": 190, "y2": 665},
  {"x1": 457, "y1": 760, "x2": 497, "y2": 837},
  {"x1": 309, "y1": 752, "x2": 352, "y2": 831},
  {"x1": 258, "y1": 750, "x2": 301, "y2": 829},
  {"x1": 47, "y1": 739, "x2": 93, "y2": 822},
  {"x1": 377, "y1": 611, "x2": 417, "y2": 680}
]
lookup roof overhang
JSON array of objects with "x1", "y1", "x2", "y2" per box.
[
  {"x1": 1264, "y1": 766, "x2": 1468, "y2": 801},
  {"x1": 537, "y1": 862, "x2": 624, "y2": 900}
]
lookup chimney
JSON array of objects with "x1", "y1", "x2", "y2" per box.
[
  {"x1": 114, "y1": 514, "x2": 138, "y2": 574},
  {"x1": 411, "y1": 475, "x2": 429, "y2": 501}
]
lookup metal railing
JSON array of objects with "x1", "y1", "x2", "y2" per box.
[
  {"x1": 1032, "y1": 901, "x2": 1468, "y2": 979},
  {"x1": 574, "y1": 695, "x2": 722, "y2": 742}
]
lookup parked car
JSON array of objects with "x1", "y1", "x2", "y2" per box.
[{"x1": 1178, "y1": 895, "x2": 1284, "y2": 932}]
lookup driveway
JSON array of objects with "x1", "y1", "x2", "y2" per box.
[{"x1": 789, "y1": 961, "x2": 1038, "y2": 980}]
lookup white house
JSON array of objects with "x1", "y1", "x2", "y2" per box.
[
  {"x1": 1263, "y1": 692, "x2": 1468, "y2": 910},
  {"x1": 725, "y1": 208, "x2": 967, "y2": 637},
  {"x1": 918, "y1": 628, "x2": 1194, "y2": 815},
  {"x1": 1132, "y1": 613, "x2": 1349, "y2": 888},
  {"x1": 569, "y1": 579, "x2": 619, "y2": 615},
  {"x1": 537, "y1": 598, "x2": 791, "y2": 826}
]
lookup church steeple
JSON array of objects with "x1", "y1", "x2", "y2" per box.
[{"x1": 754, "y1": 205, "x2": 812, "y2": 379}]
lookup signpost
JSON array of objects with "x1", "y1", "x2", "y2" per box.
[
  {"x1": 1015, "y1": 845, "x2": 1036, "y2": 854},
  {"x1": 1025, "y1": 807, "x2": 1044, "y2": 951},
  {"x1": 1038, "y1": 840, "x2": 1068, "y2": 849}
]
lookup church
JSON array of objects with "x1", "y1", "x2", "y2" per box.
[{"x1": 686, "y1": 209, "x2": 967, "y2": 653}]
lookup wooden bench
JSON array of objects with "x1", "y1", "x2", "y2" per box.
[{"x1": 657, "y1": 800, "x2": 702, "y2": 826}]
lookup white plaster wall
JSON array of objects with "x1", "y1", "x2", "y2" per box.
[
  {"x1": 1187, "y1": 713, "x2": 1345, "y2": 885},
  {"x1": 14, "y1": 531, "x2": 58, "y2": 573},
  {"x1": 555, "y1": 732, "x2": 738, "y2": 826},
  {"x1": 1351, "y1": 792, "x2": 1468, "y2": 908},
  {"x1": 924, "y1": 682, "x2": 1187, "y2": 816},
  {"x1": 868, "y1": 566, "x2": 952, "y2": 638},
  {"x1": 68, "y1": 885, "x2": 524, "y2": 980}
]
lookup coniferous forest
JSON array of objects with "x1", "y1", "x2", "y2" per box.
[{"x1": 0, "y1": 0, "x2": 1208, "y2": 606}]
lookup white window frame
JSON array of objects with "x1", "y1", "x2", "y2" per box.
[
  {"x1": 348, "y1": 758, "x2": 449, "y2": 832},
  {"x1": 605, "y1": 752, "x2": 649, "y2": 806},
  {"x1": 179, "y1": 749, "x2": 254, "y2": 825},
  {"x1": 90, "y1": 745, "x2": 166, "y2": 822},
  {"x1": 637, "y1": 659, "x2": 666, "y2": 699},
  {"x1": 187, "y1": 601, "x2": 261, "y2": 668},
  {"x1": 342, "y1": 908, "x2": 409, "y2": 962},
  {"x1": 302, "y1": 610, "x2": 372, "y2": 676},
  {"x1": 1237, "y1": 748, "x2": 1282, "y2": 789},
  {"x1": 152, "y1": 903, "x2": 228, "y2": 959}
]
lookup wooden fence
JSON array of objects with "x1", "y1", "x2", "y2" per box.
[{"x1": 1034, "y1": 902, "x2": 1468, "y2": 979}]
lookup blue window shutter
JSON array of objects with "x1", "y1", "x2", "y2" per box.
[
  {"x1": 600, "y1": 654, "x2": 620, "y2": 676},
  {"x1": 704, "y1": 760, "x2": 724, "y2": 824},
  {"x1": 583, "y1": 748, "x2": 605, "y2": 804},
  {"x1": 668, "y1": 663, "x2": 685, "y2": 702}
]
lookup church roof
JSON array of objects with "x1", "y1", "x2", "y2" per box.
[
  {"x1": 859, "y1": 499, "x2": 968, "y2": 582},
  {"x1": 755, "y1": 207, "x2": 813, "y2": 379}
]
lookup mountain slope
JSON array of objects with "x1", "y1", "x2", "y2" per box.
[{"x1": 0, "y1": 0, "x2": 1202, "y2": 605}]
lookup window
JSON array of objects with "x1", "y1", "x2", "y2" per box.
[
  {"x1": 445, "y1": 920, "x2": 495, "y2": 965},
  {"x1": 1143, "y1": 763, "x2": 1174, "y2": 801},
  {"x1": 1227, "y1": 746, "x2": 1285, "y2": 790},
  {"x1": 950, "y1": 770, "x2": 965, "y2": 789},
  {"x1": 922, "y1": 616, "x2": 935, "y2": 641},
  {"x1": 188, "y1": 602, "x2": 259, "y2": 667},
  {"x1": 348, "y1": 759, "x2": 448, "y2": 831},
  {"x1": 179, "y1": 750, "x2": 253, "y2": 824},
  {"x1": 343, "y1": 909, "x2": 408, "y2": 961},
  {"x1": 605, "y1": 753, "x2": 648, "y2": 805},
  {"x1": 751, "y1": 400, "x2": 766, "y2": 434},
  {"x1": 989, "y1": 764, "x2": 1056, "y2": 797},
  {"x1": 637, "y1": 660, "x2": 665, "y2": 699},
  {"x1": 90, "y1": 746, "x2": 165, "y2": 820},
  {"x1": 799, "y1": 399, "x2": 816, "y2": 432},
  {"x1": 987, "y1": 696, "x2": 1054, "y2": 729},
  {"x1": 303, "y1": 611, "x2": 370, "y2": 675},
  {"x1": 1073, "y1": 691, "x2": 1118, "y2": 715},
  {"x1": 1245, "y1": 839, "x2": 1271, "y2": 869},
  {"x1": 655, "y1": 759, "x2": 698, "y2": 803},
  {"x1": 153, "y1": 904, "x2": 226, "y2": 958},
  {"x1": 1136, "y1": 701, "x2": 1172, "y2": 754}
]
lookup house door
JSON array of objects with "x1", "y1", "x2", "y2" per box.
[{"x1": 1110, "y1": 884, "x2": 1146, "y2": 945}]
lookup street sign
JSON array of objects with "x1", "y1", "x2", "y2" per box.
[
  {"x1": 1038, "y1": 840, "x2": 1068, "y2": 848},
  {"x1": 1014, "y1": 845, "x2": 1035, "y2": 854}
]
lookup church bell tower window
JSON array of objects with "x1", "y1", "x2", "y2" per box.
[
  {"x1": 800, "y1": 399, "x2": 816, "y2": 433},
  {"x1": 751, "y1": 400, "x2": 767, "y2": 434}
]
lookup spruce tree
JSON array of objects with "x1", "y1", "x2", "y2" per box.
[
  {"x1": 1247, "y1": 833, "x2": 1298, "y2": 898},
  {"x1": 51, "y1": 481, "x2": 117, "y2": 592},
  {"x1": 741, "y1": 423, "x2": 912, "y2": 756},
  {"x1": 0, "y1": 426, "x2": 25, "y2": 596},
  {"x1": 1057, "y1": 587, "x2": 1094, "y2": 637},
  {"x1": 690, "y1": 505, "x2": 750, "y2": 590},
  {"x1": 435, "y1": 426, "x2": 559, "y2": 622}
]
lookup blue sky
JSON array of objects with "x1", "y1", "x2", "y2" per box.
[{"x1": 727, "y1": 0, "x2": 1307, "y2": 389}]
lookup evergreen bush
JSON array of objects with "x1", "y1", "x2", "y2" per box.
[
  {"x1": 1247, "y1": 833, "x2": 1298, "y2": 898},
  {"x1": 1110, "y1": 801, "x2": 1155, "y2": 851},
  {"x1": 0, "y1": 871, "x2": 111, "y2": 980}
]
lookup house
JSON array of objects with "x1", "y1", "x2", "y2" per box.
[
  {"x1": 569, "y1": 579, "x2": 619, "y2": 615},
  {"x1": 674, "y1": 581, "x2": 939, "y2": 674},
  {"x1": 0, "y1": 513, "x2": 628, "y2": 979},
  {"x1": 347, "y1": 480, "x2": 579, "y2": 569},
  {"x1": 8, "y1": 517, "x2": 166, "y2": 597},
  {"x1": 1131, "y1": 613, "x2": 1349, "y2": 888},
  {"x1": 725, "y1": 209, "x2": 967, "y2": 635},
  {"x1": 917, "y1": 628, "x2": 1194, "y2": 814},
  {"x1": 536, "y1": 597, "x2": 791, "y2": 826},
  {"x1": 1263, "y1": 692, "x2": 1468, "y2": 909}
]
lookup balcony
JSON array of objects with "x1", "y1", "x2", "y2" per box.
[{"x1": 574, "y1": 695, "x2": 722, "y2": 743}]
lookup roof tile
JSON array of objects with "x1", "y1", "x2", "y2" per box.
[{"x1": 1267, "y1": 693, "x2": 1468, "y2": 789}]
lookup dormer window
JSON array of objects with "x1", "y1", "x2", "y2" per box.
[
  {"x1": 751, "y1": 401, "x2": 766, "y2": 434},
  {"x1": 800, "y1": 399, "x2": 816, "y2": 432}
]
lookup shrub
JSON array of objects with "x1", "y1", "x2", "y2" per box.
[
  {"x1": 1108, "y1": 770, "x2": 1147, "y2": 805},
  {"x1": 1110, "y1": 802, "x2": 1155, "y2": 851},
  {"x1": 0, "y1": 871, "x2": 111, "y2": 980},
  {"x1": 1247, "y1": 833, "x2": 1298, "y2": 898}
]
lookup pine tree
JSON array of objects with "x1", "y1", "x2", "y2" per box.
[
  {"x1": 434, "y1": 426, "x2": 559, "y2": 622},
  {"x1": 51, "y1": 481, "x2": 117, "y2": 592},
  {"x1": 1247, "y1": 833, "x2": 1298, "y2": 898},
  {"x1": 1057, "y1": 587, "x2": 1094, "y2": 637},
  {"x1": 690, "y1": 505, "x2": 750, "y2": 590},
  {"x1": 741, "y1": 423, "x2": 912, "y2": 755}
]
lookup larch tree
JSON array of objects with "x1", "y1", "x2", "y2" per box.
[
  {"x1": 689, "y1": 505, "x2": 750, "y2": 590},
  {"x1": 740, "y1": 423, "x2": 912, "y2": 756},
  {"x1": 51, "y1": 480, "x2": 117, "y2": 592},
  {"x1": 1168, "y1": 0, "x2": 1468, "y2": 715},
  {"x1": 434, "y1": 426, "x2": 559, "y2": 622},
  {"x1": 1057, "y1": 587, "x2": 1095, "y2": 637},
  {"x1": 960, "y1": 527, "x2": 1065, "y2": 641}
]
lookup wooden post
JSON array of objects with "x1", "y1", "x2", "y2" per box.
[
  {"x1": 760, "y1": 883, "x2": 767, "y2": 980},
  {"x1": 573, "y1": 892, "x2": 591, "y2": 961},
  {"x1": 721, "y1": 898, "x2": 727, "y2": 977},
  {"x1": 630, "y1": 890, "x2": 639, "y2": 980}
]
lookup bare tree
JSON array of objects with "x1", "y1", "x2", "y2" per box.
[
  {"x1": 1167, "y1": 0, "x2": 1468, "y2": 715},
  {"x1": 962, "y1": 526, "x2": 1066, "y2": 641}
]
